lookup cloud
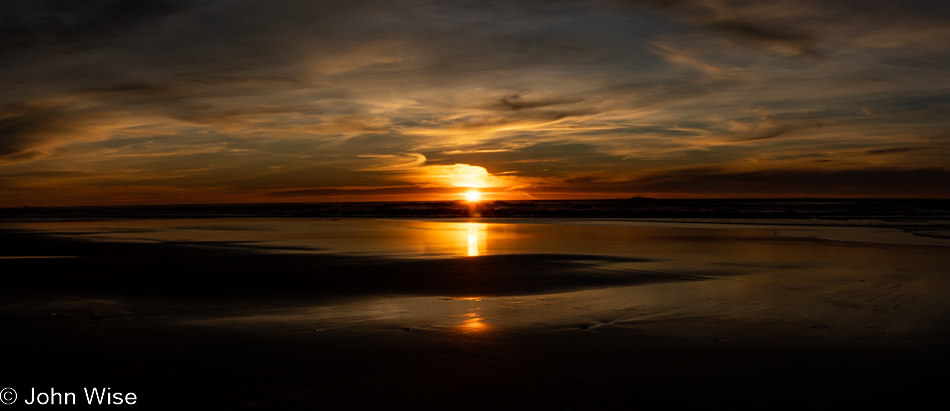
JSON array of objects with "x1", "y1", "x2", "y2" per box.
[
  {"x1": 266, "y1": 186, "x2": 464, "y2": 198},
  {"x1": 356, "y1": 152, "x2": 530, "y2": 189},
  {"x1": 411, "y1": 163, "x2": 511, "y2": 188},
  {"x1": 865, "y1": 146, "x2": 925, "y2": 156},
  {"x1": 618, "y1": 0, "x2": 819, "y2": 57},
  {"x1": 0, "y1": 104, "x2": 94, "y2": 164},
  {"x1": 651, "y1": 42, "x2": 729, "y2": 76},
  {"x1": 2, "y1": 0, "x2": 950, "y2": 204},
  {"x1": 356, "y1": 153, "x2": 428, "y2": 172},
  {"x1": 707, "y1": 17, "x2": 818, "y2": 57},
  {"x1": 722, "y1": 116, "x2": 824, "y2": 142},
  {"x1": 484, "y1": 94, "x2": 582, "y2": 111},
  {"x1": 0, "y1": 0, "x2": 187, "y2": 52}
]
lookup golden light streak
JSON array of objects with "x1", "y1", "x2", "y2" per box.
[{"x1": 467, "y1": 222, "x2": 479, "y2": 256}]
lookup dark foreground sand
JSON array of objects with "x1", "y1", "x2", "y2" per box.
[{"x1": 3, "y1": 221, "x2": 950, "y2": 409}]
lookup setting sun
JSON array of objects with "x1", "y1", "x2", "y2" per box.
[{"x1": 465, "y1": 191, "x2": 481, "y2": 202}]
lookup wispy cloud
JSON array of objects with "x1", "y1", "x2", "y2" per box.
[{"x1": 1, "y1": 0, "x2": 949, "y2": 205}]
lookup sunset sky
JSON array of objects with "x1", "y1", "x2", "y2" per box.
[{"x1": 2, "y1": 0, "x2": 949, "y2": 206}]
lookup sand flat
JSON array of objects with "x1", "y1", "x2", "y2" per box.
[{"x1": 2, "y1": 219, "x2": 950, "y2": 408}]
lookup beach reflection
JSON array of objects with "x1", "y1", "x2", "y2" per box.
[
  {"x1": 51, "y1": 217, "x2": 947, "y2": 349},
  {"x1": 459, "y1": 297, "x2": 488, "y2": 333},
  {"x1": 418, "y1": 220, "x2": 488, "y2": 256},
  {"x1": 467, "y1": 223, "x2": 480, "y2": 256},
  {"x1": 10, "y1": 217, "x2": 950, "y2": 261},
  {"x1": 8, "y1": 218, "x2": 504, "y2": 258}
]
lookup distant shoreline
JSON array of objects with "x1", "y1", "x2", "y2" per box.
[{"x1": 3, "y1": 198, "x2": 949, "y2": 224}]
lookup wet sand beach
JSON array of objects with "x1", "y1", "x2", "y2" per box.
[{"x1": 3, "y1": 218, "x2": 950, "y2": 409}]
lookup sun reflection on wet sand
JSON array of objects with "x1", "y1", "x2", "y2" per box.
[
  {"x1": 467, "y1": 223, "x2": 479, "y2": 256},
  {"x1": 459, "y1": 297, "x2": 489, "y2": 333}
]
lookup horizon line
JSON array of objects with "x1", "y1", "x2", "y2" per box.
[{"x1": 4, "y1": 196, "x2": 950, "y2": 211}]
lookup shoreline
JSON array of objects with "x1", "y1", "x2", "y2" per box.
[
  {"x1": 4, "y1": 221, "x2": 950, "y2": 408},
  {"x1": 6, "y1": 214, "x2": 950, "y2": 249}
]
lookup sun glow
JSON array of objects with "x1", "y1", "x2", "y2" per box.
[
  {"x1": 465, "y1": 190, "x2": 481, "y2": 202},
  {"x1": 418, "y1": 163, "x2": 498, "y2": 188}
]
